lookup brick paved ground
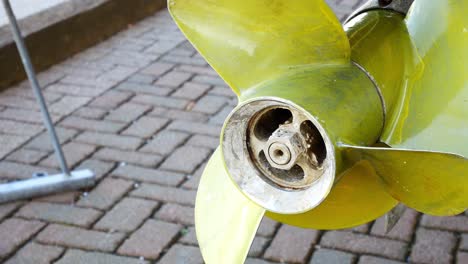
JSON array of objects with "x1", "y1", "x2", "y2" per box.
[{"x1": 0, "y1": 1, "x2": 467, "y2": 263}]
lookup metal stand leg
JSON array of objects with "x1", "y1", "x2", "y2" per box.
[{"x1": 0, "y1": 0, "x2": 95, "y2": 203}]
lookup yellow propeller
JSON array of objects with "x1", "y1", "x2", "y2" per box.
[{"x1": 169, "y1": 0, "x2": 468, "y2": 263}]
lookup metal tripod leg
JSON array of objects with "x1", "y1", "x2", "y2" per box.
[{"x1": 0, "y1": 0, "x2": 95, "y2": 203}]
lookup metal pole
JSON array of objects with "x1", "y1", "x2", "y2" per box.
[{"x1": 2, "y1": 0, "x2": 70, "y2": 175}]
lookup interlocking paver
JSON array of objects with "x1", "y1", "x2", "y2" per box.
[
  {"x1": 94, "y1": 148, "x2": 163, "y2": 167},
  {"x1": 94, "y1": 197, "x2": 158, "y2": 232},
  {"x1": 310, "y1": 249, "x2": 356, "y2": 264},
  {"x1": 158, "y1": 244, "x2": 203, "y2": 264},
  {"x1": 160, "y1": 145, "x2": 211, "y2": 173},
  {"x1": 0, "y1": 202, "x2": 21, "y2": 221},
  {"x1": 140, "y1": 130, "x2": 190, "y2": 155},
  {"x1": 155, "y1": 203, "x2": 194, "y2": 226},
  {"x1": 112, "y1": 164, "x2": 185, "y2": 186},
  {"x1": 40, "y1": 142, "x2": 96, "y2": 168},
  {"x1": 321, "y1": 231, "x2": 408, "y2": 260},
  {"x1": 118, "y1": 219, "x2": 181, "y2": 260},
  {"x1": 264, "y1": 225, "x2": 320, "y2": 263},
  {"x1": 55, "y1": 249, "x2": 148, "y2": 264},
  {"x1": 37, "y1": 224, "x2": 125, "y2": 252},
  {"x1": 409, "y1": 228, "x2": 456, "y2": 264},
  {"x1": 105, "y1": 103, "x2": 151, "y2": 123},
  {"x1": 25, "y1": 127, "x2": 79, "y2": 152},
  {"x1": 122, "y1": 116, "x2": 169, "y2": 138},
  {"x1": 76, "y1": 132, "x2": 142, "y2": 150},
  {"x1": 172, "y1": 82, "x2": 211, "y2": 100},
  {"x1": 5, "y1": 243, "x2": 63, "y2": 264},
  {"x1": 7, "y1": 148, "x2": 49, "y2": 164},
  {"x1": 16, "y1": 202, "x2": 101, "y2": 227},
  {"x1": 77, "y1": 178, "x2": 133, "y2": 210},
  {"x1": 0, "y1": 218, "x2": 45, "y2": 259},
  {"x1": 131, "y1": 183, "x2": 196, "y2": 206}
]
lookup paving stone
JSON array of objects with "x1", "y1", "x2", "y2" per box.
[
  {"x1": 94, "y1": 148, "x2": 162, "y2": 167},
  {"x1": 25, "y1": 127, "x2": 79, "y2": 152},
  {"x1": 245, "y1": 259, "x2": 277, "y2": 264},
  {"x1": 371, "y1": 209, "x2": 419, "y2": 242},
  {"x1": 457, "y1": 252, "x2": 468, "y2": 264},
  {"x1": 179, "y1": 227, "x2": 197, "y2": 245},
  {"x1": 158, "y1": 244, "x2": 203, "y2": 264},
  {"x1": 182, "y1": 164, "x2": 206, "y2": 190},
  {"x1": 168, "y1": 120, "x2": 221, "y2": 136},
  {"x1": 160, "y1": 145, "x2": 211, "y2": 173},
  {"x1": 60, "y1": 116, "x2": 126, "y2": 133},
  {"x1": 155, "y1": 71, "x2": 192, "y2": 88},
  {"x1": 37, "y1": 224, "x2": 125, "y2": 252},
  {"x1": 7, "y1": 148, "x2": 49, "y2": 164},
  {"x1": 358, "y1": 255, "x2": 405, "y2": 264},
  {"x1": 409, "y1": 228, "x2": 456, "y2": 264},
  {"x1": 192, "y1": 75, "x2": 228, "y2": 87},
  {"x1": 35, "y1": 191, "x2": 80, "y2": 204},
  {"x1": 132, "y1": 94, "x2": 189, "y2": 109},
  {"x1": 345, "y1": 223, "x2": 372, "y2": 233},
  {"x1": 172, "y1": 82, "x2": 211, "y2": 100},
  {"x1": 264, "y1": 225, "x2": 320, "y2": 263},
  {"x1": 5, "y1": 243, "x2": 63, "y2": 264},
  {"x1": 141, "y1": 62, "x2": 175, "y2": 76},
  {"x1": 127, "y1": 74, "x2": 157, "y2": 84},
  {"x1": 209, "y1": 104, "x2": 234, "y2": 125},
  {"x1": 155, "y1": 203, "x2": 194, "y2": 226},
  {"x1": 460, "y1": 234, "x2": 468, "y2": 250},
  {"x1": 421, "y1": 215, "x2": 468, "y2": 232},
  {"x1": 131, "y1": 183, "x2": 196, "y2": 206},
  {"x1": 122, "y1": 116, "x2": 169, "y2": 138},
  {"x1": 95, "y1": 197, "x2": 158, "y2": 232},
  {"x1": 0, "y1": 202, "x2": 21, "y2": 221},
  {"x1": 59, "y1": 76, "x2": 116, "y2": 90},
  {"x1": 118, "y1": 220, "x2": 181, "y2": 260},
  {"x1": 89, "y1": 90, "x2": 133, "y2": 109},
  {"x1": 140, "y1": 130, "x2": 190, "y2": 155},
  {"x1": 186, "y1": 134, "x2": 220, "y2": 149},
  {"x1": 0, "y1": 218, "x2": 45, "y2": 259},
  {"x1": 76, "y1": 159, "x2": 115, "y2": 180},
  {"x1": 310, "y1": 249, "x2": 356, "y2": 264},
  {"x1": 76, "y1": 132, "x2": 142, "y2": 150},
  {"x1": 49, "y1": 96, "x2": 92, "y2": 116},
  {"x1": 0, "y1": 108, "x2": 60, "y2": 124},
  {"x1": 191, "y1": 95, "x2": 228, "y2": 114},
  {"x1": 0, "y1": 134, "x2": 30, "y2": 160},
  {"x1": 17, "y1": 202, "x2": 101, "y2": 227},
  {"x1": 77, "y1": 178, "x2": 133, "y2": 210},
  {"x1": 154, "y1": 109, "x2": 209, "y2": 122},
  {"x1": 46, "y1": 83, "x2": 106, "y2": 97},
  {"x1": 160, "y1": 54, "x2": 208, "y2": 66},
  {"x1": 249, "y1": 236, "x2": 269, "y2": 257},
  {"x1": 55, "y1": 249, "x2": 148, "y2": 264},
  {"x1": 0, "y1": 161, "x2": 57, "y2": 180},
  {"x1": 0, "y1": 96, "x2": 41, "y2": 110},
  {"x1": 257, "y1": 217, "x2": 280, "y2": 237},
  {"x1": 100, "y1": 66, "x2": 138, "y2": 82},
  {"x1": 105, "y1": 103, "x2": 151, "y2": 123},
  {"x1": 116, "y1": 82, "x2": 173, "y2": 96},
  {"x1": 0, "y1": 119, "x2": 43, "y2": 136},
  {"x1": 208, "y1": 86, "x2": 236, "y2": 98},
  {"x1": 40, "y1": 142, "x2": 97, "y2": 168},
  {"x1": 176, "y1": 65, "x2": 218, "y2": 76},
  {"x1": 113, "y1": 165, "x2": 185, "y2": 186},
  {"x1": 73, "y1": 106, "x2": 108, "y2": 119},
  {"x1": 321, "y1": 231, "x2": 407, "y2": 260}
]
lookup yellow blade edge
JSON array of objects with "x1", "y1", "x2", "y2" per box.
[
  {"x1": 195, "y1": 148, "x2": 265, "y2": 264},
  {"x1": 341, "y1": 145, "x2": 468, "y2": 216},
  {"x1": 267, "y1": 160, "x2": 398, "y2": 230},
  {"x1": 168, "y1": 0, "x2": 350, "y2": 95},
  {"x1": 381, "y1": 0, "x2": 468, "y2": 156}
]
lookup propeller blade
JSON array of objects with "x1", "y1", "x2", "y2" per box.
[
  {"x1": 195, "y1": 148, "x2": 265, "y2": 264},
  {"x1": 380, "y1": 0, "x2": 468, "y2": 156},
  {"x1": 267, "y1": 160, "x2": 397, "y2": 230},
  {"x1": 341, "y1": 145, "x2": 468, "y2": 216},
  {"x1": 168, "y1": 0, "x2": 350, "y2": 95}
]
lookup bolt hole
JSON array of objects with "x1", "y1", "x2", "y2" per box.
[
  {"x1": 253, "y1": 108, "x2": 292, "y2": 140},
  {"x1": 378, "y1": 0, "x2": 392, "y2": 6},
  {"x1": 300, "y1": 120, "x2": 327, "y2": 166},
  {"x1": 274, "y1": 149, "x2": 284, "y2": 157}
]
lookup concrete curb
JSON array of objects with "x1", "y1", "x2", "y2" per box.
[{"x1": 0, "y1": 0, "x2": 166, "y2": 90}]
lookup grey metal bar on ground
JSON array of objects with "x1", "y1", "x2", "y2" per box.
[{"x1": 0, "y1": 0, "x2": 95, "y2": 203}]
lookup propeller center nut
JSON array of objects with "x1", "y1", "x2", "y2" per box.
[
  {"x1": 268, "y1": 143, "x2": 291, "y2": 165},
  {"x1": 264, "y1": 128, "x2": 306, "y2": 170}
]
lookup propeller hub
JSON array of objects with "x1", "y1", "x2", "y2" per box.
[{"x1": 222, "y1": 97, "x2": 336, "y2": 214}]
